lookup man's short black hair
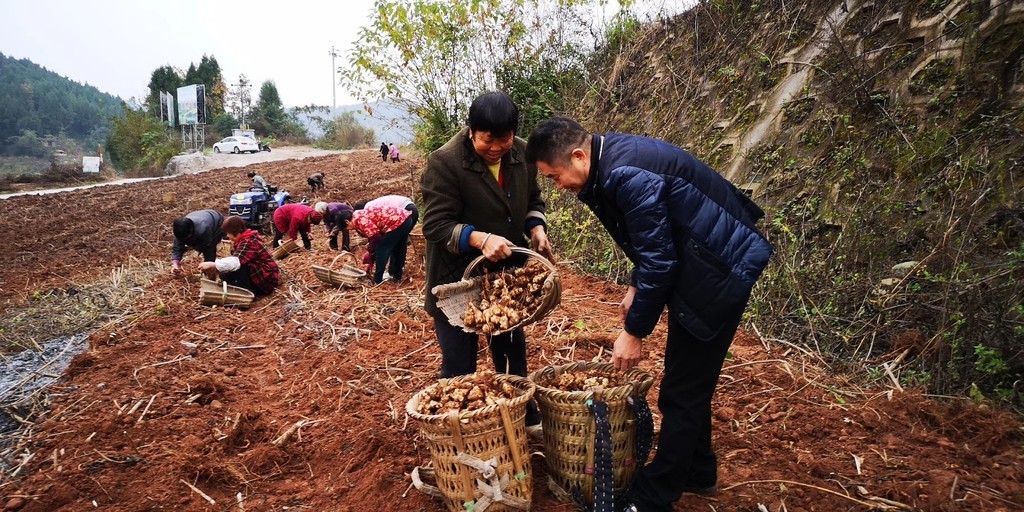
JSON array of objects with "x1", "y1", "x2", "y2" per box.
[
  {"x1": 525, "y1": 117, "x2": 588, "y2": 165},
  {"x1": 173, "y1": 217, "x2": 194, "y2": 240},
  {"x1": 467, "y1": 91, "x2": 519, "y2": 136}
]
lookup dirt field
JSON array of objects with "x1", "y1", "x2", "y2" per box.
[{"x1": 0, "y1": 150, "x2": 1021, "y2": 511}]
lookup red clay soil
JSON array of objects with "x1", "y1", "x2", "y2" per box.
[{"x1": 1, "y1": 150, "x2": 1021, "y2": 511}]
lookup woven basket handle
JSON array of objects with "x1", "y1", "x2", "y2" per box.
[
  {"x1": 410, "y1": 466, "x2": 445, "y2": 499},
  {"x1": 330, "y1": 251, "x2": 357, "y2": 269},
  {"x1": 462, "y1": 246, "x2": 557, "y2": 280}
]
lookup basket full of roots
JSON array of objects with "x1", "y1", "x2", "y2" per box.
[
  {"x1": 431, "y1": 247, "x2": 561, "y2": 335},
  {"x1": 407, "y1": 372, "x2": 536, "y2": 511},
  {"x1": 529, "y1": 362, "x2": 655, "y2": 510}
]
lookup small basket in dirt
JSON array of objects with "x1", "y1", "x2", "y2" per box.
[
  {"x1": 312, "y1": 252, "x2": 366, "y2": 287},
  {"x1": 272, "y1": 239, "x2": 299, "y2": 260},
  {"x1": 198, "y1": 278, "x2": 254, "y2": 308},
  {"x1": 431, "y1": 247, "x2": 560, "y2": 335},
  {"x1": 409, "y1": 224, "x2": 425, "y2": 255},
  {"x1": 406, "y1": 372, "x2": 536, "y2": 511},
  {"x1": 348, "y1": 232, "x2": 368, "y2": 248},
  {"x1": 528, "y1": 361, "x2": 655, "y2": 507}
]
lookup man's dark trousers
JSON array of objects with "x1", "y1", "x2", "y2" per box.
[{"x1": 630, "y1": 307, "x2": 744, "y2": 511}]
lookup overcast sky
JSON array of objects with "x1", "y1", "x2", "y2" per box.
[
  {"x1": 1, "y1": 0, "x2": 693, "y2": 109},
  {"x1": 1, "y1": 0, "x2": 379, "y2": 108}
]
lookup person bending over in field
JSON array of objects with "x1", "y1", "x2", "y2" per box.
[
  {"x1": 170, "y1": 209, "x2": 224, "y2": 275},
  {"x1": 198, "y1": 216, "x2": 280, "y2": 295},
  {"x1": 272, "y1": 202, "x2": 323, "y2": 250},
  {"x1": 314, "y1": 201, "x2": 355, "y2": 251}
]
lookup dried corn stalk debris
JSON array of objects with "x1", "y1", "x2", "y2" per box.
[
  {"x1": 415, "y1": 371, "x2": 518, "y2": 415},
  {"x1": 463, "y1": 263, "x2": 550, "y2": 334}
]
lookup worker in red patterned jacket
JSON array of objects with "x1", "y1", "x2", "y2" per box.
[
  {"x1": 351, "y1": 204, "x2": 415, "y2": 283},
  {"x1": 272, "y1": 203, "x2": 323, "y2": 250},
  {"x1": 198, "y1": 216, "x2": 280, "y2": 295}
]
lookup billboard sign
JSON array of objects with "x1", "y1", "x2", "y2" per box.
[
  {"x1": 177, "y1": 84, "x2": 198, "y2": 125},
  {"x1": 166, "y1": 91, "x2": 175, "y2": 127},
  {"x1": 196, "y1": 84, "x2": 206, "y2": 124},
  {"x1": 159, "y1": 92, "x2": 167, "y2": 125},
  {"x1": 82, "y1": 156, "x2": 101, "y2": 174}
]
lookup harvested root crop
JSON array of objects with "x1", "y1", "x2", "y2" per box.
[
  {"x1": 415, "y1": 371, "x2": 519, "y2": 415},
  {"x1": 550, "y1": 369, "x2": 625, "y2": 392},
  {"x1": 463, "y1": 262, "x2": 550, "y2": 334}
]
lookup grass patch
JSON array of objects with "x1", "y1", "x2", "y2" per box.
[{"x1": 0, "y1": 258, "x2": 161, "y2": 353}]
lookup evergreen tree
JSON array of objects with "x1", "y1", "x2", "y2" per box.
[
  {"x1": 145, "y1": 65, "x2": 183, "y2": 120},
  {"x1": 0, "y1": 52, "x2": 122, "y2": 155}
]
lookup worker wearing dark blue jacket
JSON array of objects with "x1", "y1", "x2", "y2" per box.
[{"x1": 527, "y1": 117, "x2": 772, "y2": 512}]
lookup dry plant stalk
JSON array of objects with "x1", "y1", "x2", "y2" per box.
[
  {"x1": 463, "y1": 263, "x2": 549, "y2": 334},
  {"x1": 415, "y1": 371, "x2": 517, "y2": 415}
]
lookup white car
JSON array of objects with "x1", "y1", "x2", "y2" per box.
[{"x1": 213, "y1": 136, "x2": 260, "y2": 154}]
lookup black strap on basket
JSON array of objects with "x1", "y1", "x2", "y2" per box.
[
  {"x1": 571, "y1": 398, "x2": 614, "y2": 512},
  {"x1": 628, "y1": 394, "x2": 655, "y2": 478},
  {"x1": 570, "y1": 392, "x2": 656, "y2": 512}
]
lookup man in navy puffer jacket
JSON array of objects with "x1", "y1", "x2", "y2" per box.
[{"x1": 527, "y1": 117, "x2": 772, "y2": 511}]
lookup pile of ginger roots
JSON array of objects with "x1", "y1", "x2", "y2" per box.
[{"x1": 463, "y1": 263, "x2": 550, "y2": 334}]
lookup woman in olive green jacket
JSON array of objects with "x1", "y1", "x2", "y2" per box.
[{"x1": 420, "y1": 91, "x2": 553, "y2": 428}]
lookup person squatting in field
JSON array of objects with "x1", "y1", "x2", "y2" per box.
[
  {"x1": 526, "y1": 117, "x2": 772, "y2": 512},
  {"x1": 170, "y1": 209, "x2": 224, "y2": 275},
  {"x1": 198, "y1": 215, "x2": 280, "y2": 295},
  {"x1": 272, "y1": 202, "x2": 323, "y2": 250}
]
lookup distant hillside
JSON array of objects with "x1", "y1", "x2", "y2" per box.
[
  {"x1": 0, "y1": 53, "x2": 123, "y2": 155},
  {"x1": 292, "y1": 100, "x2": 413, "y2": 146}
]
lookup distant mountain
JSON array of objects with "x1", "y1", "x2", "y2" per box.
[
  {"x1": 0, "y1": 53, "x2": 123, "y2": 155},
  {"x1": 291, "y1": 99, "x2": 413, "y2": 146}
]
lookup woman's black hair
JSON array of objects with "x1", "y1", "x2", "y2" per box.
[{"x1": 467, "y1": 91, "x2": 519, "y2": 137}]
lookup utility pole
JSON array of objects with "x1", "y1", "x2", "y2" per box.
[
  {"x1": 231, "y1": 75, "x2": 252, "y2": 128},
  {"x1": 329, "y1": 46, "x2": 340, "y2": 116}
]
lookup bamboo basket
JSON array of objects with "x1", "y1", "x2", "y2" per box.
[
  {"x1": 409, "y1": 225, "x2": 426, "y2": 256},
  {"x1": 406, "y1": 374, "x2": 535, "y2": 512},
  {"x1": 198, "y1": 278, "x2": 255, "y2": 307},
  {"x1": 349, "y1": 232, "x2": 368, "y2": 248},
  {"x1": 272, "y1": 239, "x2": 299, "y2": 260},
  {"x1": 312, "y1": 252, "x2": 366, "y2": 287},
  {"x1": 528, "y1": 362, "x2": 654, "y2": 506},
  {"x1": 431, "y1": 247, "x2": 561, "y2": 335}
]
